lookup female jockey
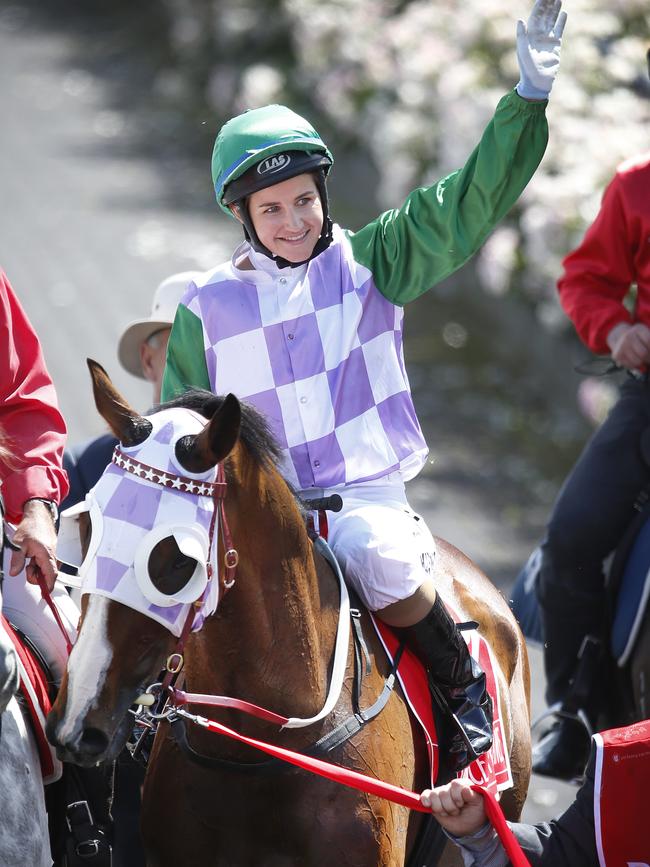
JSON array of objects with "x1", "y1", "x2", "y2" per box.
[{"x1": 162, "y1": 0, "x2": 567, "y2": 771}]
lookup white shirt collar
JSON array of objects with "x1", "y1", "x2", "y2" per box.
[{"x1": 232, "y1": 241, "x2": 307, "y2": 285}]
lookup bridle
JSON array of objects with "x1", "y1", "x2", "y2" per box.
[
  {"x1": 109, "y1": 446, "x2": 239, "y2": 686},
  {"x1": 111, "y1": 447, "x2": 354, "y2": 737}
]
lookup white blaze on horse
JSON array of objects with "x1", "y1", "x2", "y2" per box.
[{"x1": 47, "y1": 360, "x2": 532, "y2": 867}]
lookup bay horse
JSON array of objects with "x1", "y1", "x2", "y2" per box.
[{"x1": 47, "y1": 361, "x2": 532, "y2": 867}]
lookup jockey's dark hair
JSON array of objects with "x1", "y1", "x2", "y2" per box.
[{"x1": 155, "y1": 389, "x2": 282, "y2": 469}]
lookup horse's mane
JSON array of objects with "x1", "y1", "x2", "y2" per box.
[{"x1": 156, "y1": 389, "x2": 283, "y2": 470}]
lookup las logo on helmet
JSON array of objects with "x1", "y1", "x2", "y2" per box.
[{"x1": 257, "y1": 154, "x2": 291, "y2": 175}]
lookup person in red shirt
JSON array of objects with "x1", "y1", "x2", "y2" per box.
[
  {"x1": 0, "y1": 269, "x2": 68, "y2": 588},
  {"x1": 532, "y1": 151, "x2": 650, "y2": 779}
]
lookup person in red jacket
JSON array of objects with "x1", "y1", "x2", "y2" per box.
[
  {"x1": 0, "y1": 269, "x2": 68, "y2": 589},
  {"x1": 532, "y1": 151, "x2": 650, "y2": 780}
]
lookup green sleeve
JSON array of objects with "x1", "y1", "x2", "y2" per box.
[
  {"x1": 348, "y1": 90, "x2": 548, "y2": 305},
  {"x1": 161, "y1": 303, "x2": 211, "y2": 402}
]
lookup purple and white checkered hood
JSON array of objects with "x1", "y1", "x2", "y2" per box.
[{"x1": 62, "y1": 408, "x2": 221, "y2": 637}]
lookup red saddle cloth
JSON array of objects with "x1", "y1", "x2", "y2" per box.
[
  {"x1": 372, "y1": 616, "x2": 513, "y2": 794},
  {"x1": 594, "y1": 719, "x2": 650, "y2": 866},
  {"x1": 1, "y1": 613, "x2": 62, "y2": 784}
]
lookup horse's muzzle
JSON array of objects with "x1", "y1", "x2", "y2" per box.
[{"x1": 46, "y1": 713, "x2": 116, "y2": 767}]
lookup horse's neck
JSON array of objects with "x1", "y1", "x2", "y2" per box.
[{"x1": 195, "y1": 459, "x2": 340, "y2": 716}]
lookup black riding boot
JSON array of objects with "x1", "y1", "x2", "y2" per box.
[
  {"x1": 401, "y1": 595, "x2": 493, "y2": 771},
  {"x1": 531, "y1": 633, "x2": 600, "y2": 782}
]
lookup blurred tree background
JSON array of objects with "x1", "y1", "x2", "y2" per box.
[{"x1": 3, "y1": 0, "x2": 650, "y2": 557}]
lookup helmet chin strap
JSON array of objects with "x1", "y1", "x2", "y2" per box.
[{"x1": 234, "y1": 170, "x2": 333, "y2": 269}]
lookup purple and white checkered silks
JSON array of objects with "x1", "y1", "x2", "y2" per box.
[
  {"x1": 60, "y1": 408, "x2": 221, "y2": 637},
  {"x1": 181, "y1": 226, "x2": 428, "y2": 491}
]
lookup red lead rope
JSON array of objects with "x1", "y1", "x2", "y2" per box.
[
  {"x1": 35, "y1": 571, "x2": 73, "y2": 656},
  {"x1": 185, "y1": 711, "x2": 530, "y2": 866},
  {"x1": 475, "y1": 788, "x2": 532, "y2": 867}
]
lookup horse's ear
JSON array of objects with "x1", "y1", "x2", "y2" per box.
[
  {"x1": 175, "y1": 393, "x2": 241, "y2": 473},
  {"x1": 87, "y1": 359, "x2": 152, "y2": 447}
]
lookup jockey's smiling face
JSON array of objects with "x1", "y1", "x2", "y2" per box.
[{"x1": 242, "y1": 173, "x2": 324, "y2": 264}]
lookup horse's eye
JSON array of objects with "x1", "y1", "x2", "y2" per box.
[
  {"x1": 172, "y1": 552, "x2": 195, "y2": 571},
  {"x1": 147, "y1": 537, "x2": 198, "y2": 597}
]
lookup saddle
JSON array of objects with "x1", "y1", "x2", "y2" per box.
[
  {"x1": 513, "y1": 493, "x2": 650, "y2": 672},
  {"x1": 0, "y1": 614, "x2": 61, "y2": 784},
  {"x1": 306, "y1": 499, "x2": 511, "y2": 794},
  {"x1": 373, "y1": 615, "x2": 513, "y2": 795},
  {"x1": 608, "y1": 491, "x2": 650, "y2": 666}
]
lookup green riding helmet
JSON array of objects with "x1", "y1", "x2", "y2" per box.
[{"x1": 211, "y1": 104, "x2": 333, "y2": 217}]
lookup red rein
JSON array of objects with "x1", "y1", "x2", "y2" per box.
[
  {"x1": 35, "y1": 571, "x2": 73, "y2": 655},
  {"x1": 185, "y1": 710, "x2": 530, "y2": 867}
]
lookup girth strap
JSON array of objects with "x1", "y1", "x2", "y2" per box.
[
  {"x1": 310, "y1": 643, "x2": 404, "y2": 756},
  {"x1": 350, "y1": 607, "x2": 371, "y2": 712}
]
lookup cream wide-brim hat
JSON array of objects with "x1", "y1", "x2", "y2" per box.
[{"x1": 117, "y1": 271, "x2": 203, "y2": 379}]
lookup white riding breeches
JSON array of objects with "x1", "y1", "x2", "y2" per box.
[
  {"x1": 299, "y1": 475, "x2": 437, "y2": 612},
  {"x1": 2, "y1": 548, "x2": 79, "y2": 684}
]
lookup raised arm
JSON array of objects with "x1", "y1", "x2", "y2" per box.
[{"x1": 349, "y1": 0, "x2": 566, "y2": 305}]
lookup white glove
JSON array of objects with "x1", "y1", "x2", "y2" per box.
[{"x1": 516, "y1": 0, "x2": 567, "y2": 101}]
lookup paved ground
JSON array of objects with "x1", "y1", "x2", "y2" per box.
[
  {"x1": 1, "y1": 1, "x2": 238, "y2": 441},
  {"x1": 1, "y1": 0, "x2": 578, "y2": 830}
]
